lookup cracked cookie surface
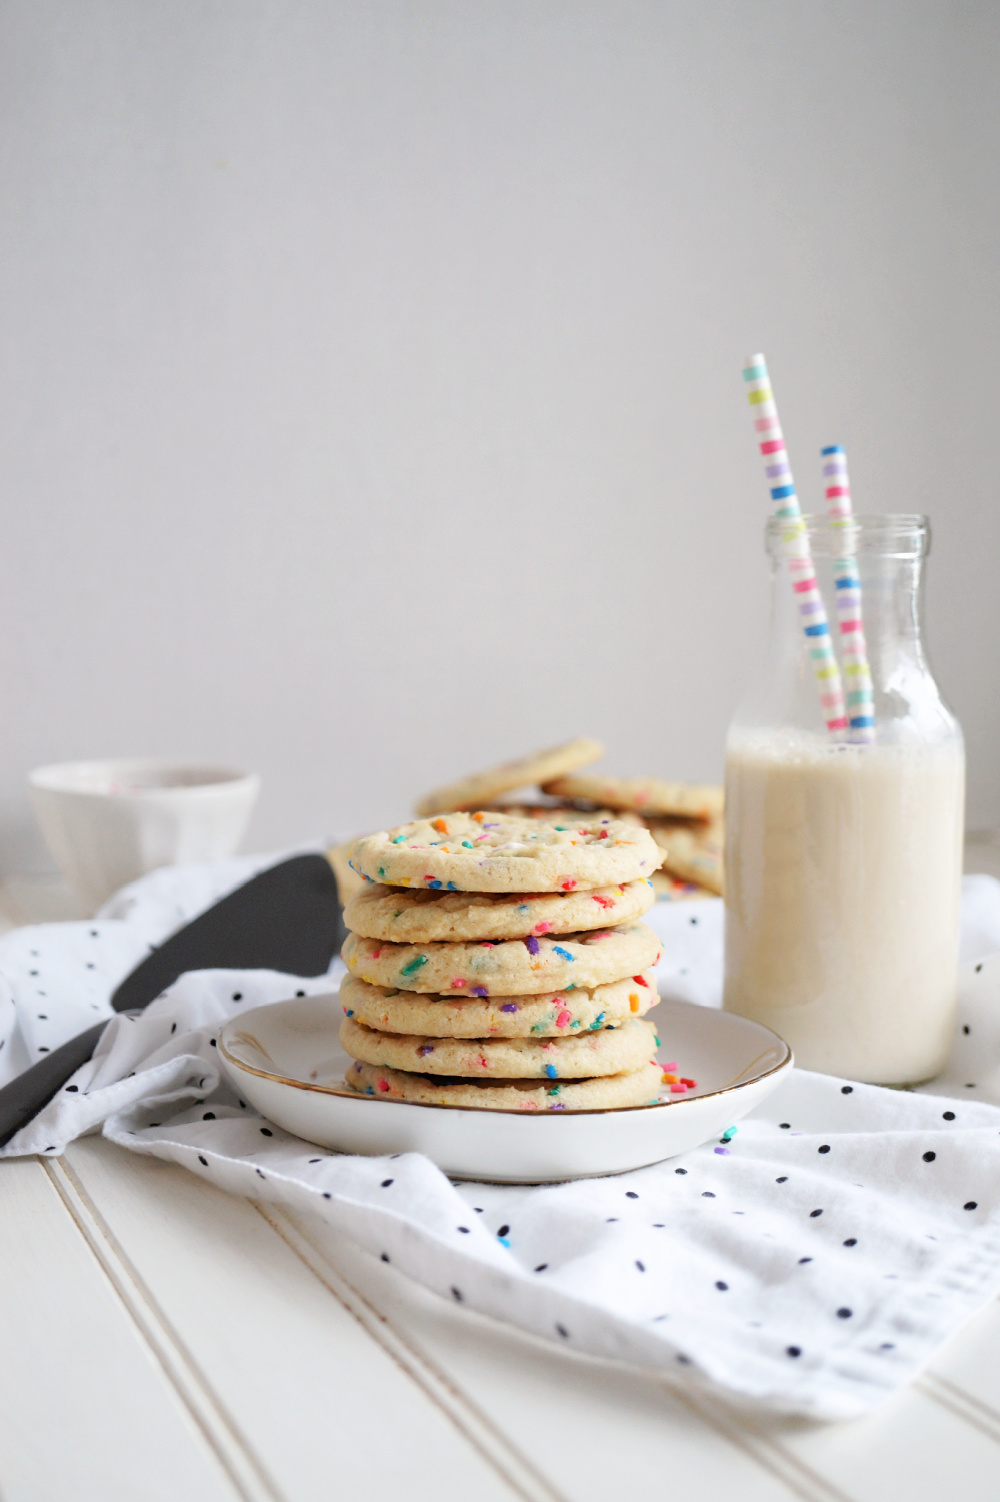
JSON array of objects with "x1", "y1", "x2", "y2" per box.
[{"x1": 349, "y1": 812, "x2": 660, "y2": 894}]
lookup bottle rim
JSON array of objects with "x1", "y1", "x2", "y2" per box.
[{"x1": 765, "y1": 513, "x2": 929, "y2": 559}]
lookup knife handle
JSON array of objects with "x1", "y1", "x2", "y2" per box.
[{"x1": 0, "y1": 1022, "x2": 106, "y2": 1148}]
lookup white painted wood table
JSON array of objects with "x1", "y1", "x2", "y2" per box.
[{"x1": 3, "y1": 847, "x2": 1000, "y2": 1502}]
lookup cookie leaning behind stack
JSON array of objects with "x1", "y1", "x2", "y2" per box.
[
  {"x1": 339, "y1": 811, "x2": 667, "y2": 1111},
  {"x1": 540, "y1": 773, "x2": 724, "y2": 896}
]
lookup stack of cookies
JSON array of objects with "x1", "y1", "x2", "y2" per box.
[{"x1": 339, "y1": 810, "x2": 670, "y2": 1112}]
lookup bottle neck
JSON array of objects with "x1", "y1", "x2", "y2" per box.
[
  {"x1": 768, "y1": 551, "x2": 926, "y2": 670},
  {"x1": 734, "y1": 515, "x2": 960, "y2": 747}
]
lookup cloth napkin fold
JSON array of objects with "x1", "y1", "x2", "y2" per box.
[{"x1": 3, "y1": 853, "x2": 1000, "y2": 1421}]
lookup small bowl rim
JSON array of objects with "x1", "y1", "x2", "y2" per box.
[{"x1": 27, "y1": 758, "x2": 260, "y2": 798}]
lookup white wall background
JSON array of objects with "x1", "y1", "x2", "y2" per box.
[{"x1": 1, "y1": 0, "x2": 997, "y2": 870}]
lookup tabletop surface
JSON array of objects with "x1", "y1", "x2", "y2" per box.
[{"x1": 3, "y1": 839, "x2": 1000, "y2": 1502}]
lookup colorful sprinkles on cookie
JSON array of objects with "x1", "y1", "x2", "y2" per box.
[
  {"x1": 349, "y1": 812, "x2": 660, "y2": 895},
  {"x1": 343, "y1": 1058, "x2": 668, "y2": 1112},
  {"x1": 341, "y1": 922, "x2": 661, "y2": 995}
]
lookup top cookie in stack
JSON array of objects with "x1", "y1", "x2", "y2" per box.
[{"x1": 339, "y1": 811, "x2": 667, "y2": 1112}]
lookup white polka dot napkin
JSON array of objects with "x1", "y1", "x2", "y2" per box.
[{"x1": 2, "y1": 855, "x2": 1000, "y2": 1420}]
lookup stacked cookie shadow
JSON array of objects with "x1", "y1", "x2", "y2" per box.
[{"x1": 337, "y1": 810, "x2": 674, "y2": 1113}]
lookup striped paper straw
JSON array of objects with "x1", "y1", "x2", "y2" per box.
[
  {"x1": 821, "y1": 445, "x2": 875, "y2": 743},
  {"x1": 742, "y1": 355, "x2": 848, "y2": 737}
]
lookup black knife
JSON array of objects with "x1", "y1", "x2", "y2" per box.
[{"x1": 0, "y1": 852, "x2": 345, "y2": 1147}]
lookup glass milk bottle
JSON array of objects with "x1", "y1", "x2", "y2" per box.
[{"x1": 723, "y1": 515, "x2": 964, "y2": 1084}]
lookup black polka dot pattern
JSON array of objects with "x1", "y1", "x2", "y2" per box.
[{"x1": 3, "y1": 863, "x2": 998, "y2": 1425}]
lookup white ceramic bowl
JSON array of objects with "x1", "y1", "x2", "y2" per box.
[
  {"x1": 219, "y1": 994, "x2": 793, "y2": 1182},
  {"x1": 28, "y1": 759, "x2": 260, "y2": 911}
]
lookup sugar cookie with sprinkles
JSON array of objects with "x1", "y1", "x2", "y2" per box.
[
  {"x1": 343, "y1": 1058, "x2": 666, "y2": 1110},
  {"x1": 349, "y1": 811, "x2": 659, "y2": 893},
  {"x1": 413, "y1": 736, "x2": 603, "y2": 817},
  {"x1": 340, "y1": 1013, "x2": 658, "y2": 1078},
  {"x1": 541, "y1": 773, "x2": 724, "y2": 822},
  {"x1": 339, "y1": 970, "x2": 658, "y2": 1037},
  {"x1": 341, "y1": 920, "x2": 660, "y2": 995},
  {"x1": 647, "y1": 817, "x2": 724, "y2": 896},
  {"x1": 342, "y1": 876, "x2": 654, "y2": 944}
]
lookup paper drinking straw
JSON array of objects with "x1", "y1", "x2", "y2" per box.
[
  {"x1": 821, "y1": 445, "x2": 875, "y2": 743},
  {"x1": 741, "y1": 355, "x2": 848, "y2": 737}
]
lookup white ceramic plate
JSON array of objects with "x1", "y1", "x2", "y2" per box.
[{"x1": 219, "y1": 995, "x2": 792, "y2": 1183}]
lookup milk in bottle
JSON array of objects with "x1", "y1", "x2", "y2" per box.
[{"x1": 723, "y1": 516, "x2": 964, "y2": 1084}]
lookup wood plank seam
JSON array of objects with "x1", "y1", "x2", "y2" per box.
[
  {"x1": 42, "y1": 1154, "x2": 287, "y2": 1502},
  {"x1": 674, "y1": 1354, "x2": 1000, "y2": 1495},
  {"x1": 269, "y1": 1203, "x2": 848, "y2": 1502},
  {"x1": 257, "y1": 1204, "x2": 565, "y2": 1502},
  {"x1": 917, "y1": 1373, "x2": 1000, "y2": 1447},
  {"x1": 50, "y1": 1164, "x2": 1000, "y2": 1502},
  {"x1": 635, "y1": 1378, "x2": 854, "y2": 1502}
]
